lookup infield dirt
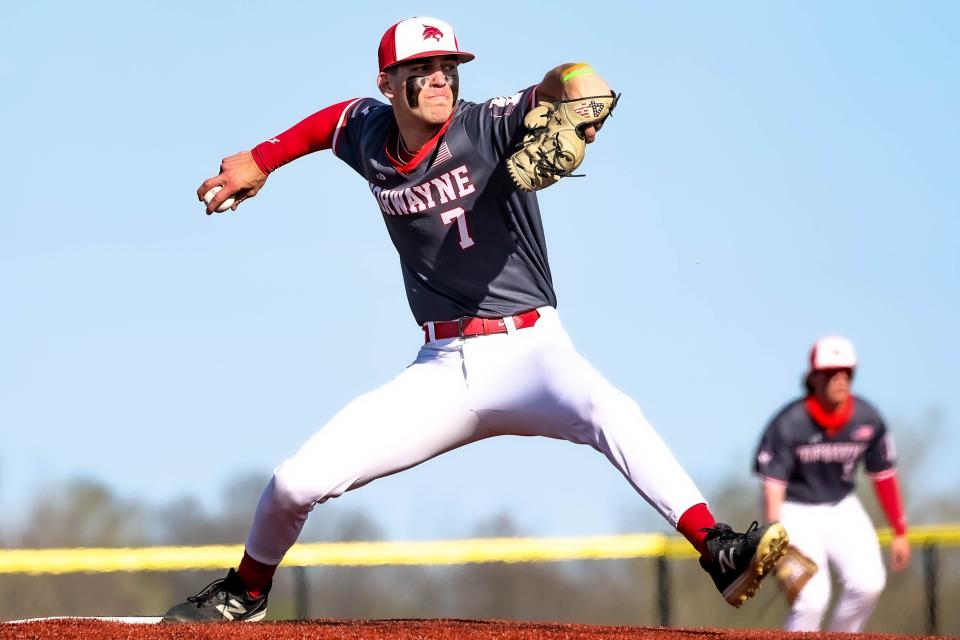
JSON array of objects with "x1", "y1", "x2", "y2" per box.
[{"x1": 0, "y1": 618, "x2": 930, "y2": 640}]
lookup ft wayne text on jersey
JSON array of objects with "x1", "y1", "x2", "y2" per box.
[{"x1": 369, "y1": 164, "x2": 476, "y2": 217}]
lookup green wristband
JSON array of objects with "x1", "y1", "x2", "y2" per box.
[{"x1": 561, "y1": 65, "x2": 594, "y2": 83}]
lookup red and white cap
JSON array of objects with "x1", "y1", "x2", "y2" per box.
[
  {"x1": 809, "y1": 335, "x2": 857, "y2": 371},
  {"x1": 378, "y1": 17, "x2": 475, "y2": 72}
]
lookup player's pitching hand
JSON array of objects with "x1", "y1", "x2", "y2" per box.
[
  {"x1": 889, "y1": 534, "x2": 910, "y2": 571},
  {"x1": 197, "y1": 151, "x2": 268, "y2": 214}
]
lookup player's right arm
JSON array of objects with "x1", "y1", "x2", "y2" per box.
[
  {"x1": 754, "y1": 408, "x2": 796, "y2": 522},
  {"x1": 197, "y1": 99, "x2": 361, "y2": 214},
  {"x1": 762, "y1": 479, "x2": 787, "y2": 522},
  {"x1": 197, "y1": 151, "x2": 268, "y2": 214}
]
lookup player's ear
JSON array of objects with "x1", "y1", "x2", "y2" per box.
[{"x1": 377, "y1": 72, "x2": 395, "y2": 100}]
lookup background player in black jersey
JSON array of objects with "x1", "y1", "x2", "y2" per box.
[
  {"x1": 754, "y1": 335, "x2": 910, "y2": 632},
  {"x1": 162, "y1": 16, "x2": 787, "y2": 622}
]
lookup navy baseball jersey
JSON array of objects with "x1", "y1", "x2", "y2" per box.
[
  {"x1": 332, "y1": 86, "x2": 556, "y2": 325},
  {"x1": 754, "y1": 396, "x2": 897, "y2": 504}
]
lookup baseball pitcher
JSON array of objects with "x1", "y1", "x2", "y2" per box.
[{"x1": 162, "y1": 17, "x2": 787, "y2": 622}]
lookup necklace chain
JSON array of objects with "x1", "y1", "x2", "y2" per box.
[{"x1": 396, "y1": 133, "x2": 413, "y2": 160}]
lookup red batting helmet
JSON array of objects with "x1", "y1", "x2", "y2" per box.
[{"x1": 378, "y1": 17, "x2": 475, "y2": 72}]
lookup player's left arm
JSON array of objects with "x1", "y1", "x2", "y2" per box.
[
  {"x1": 537, "y1": 63, "x2": 612, "y2": 143},
  {"x1": 864, "y1": 416, "x2": 910, "y2": 571},
  {"x1": 873, "y1": 474, "x2": 910, "y2": 571},
  {"x1": 754, "y1": 414, "x2": 796, "y2": 521}
]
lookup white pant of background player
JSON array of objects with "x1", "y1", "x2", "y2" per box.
[
  {"x1": 246, "y1": 306, "x2": 706, "y2": 563},
  {"x1": 781, "y1": 496, "x2": 886, "y2": 632}
]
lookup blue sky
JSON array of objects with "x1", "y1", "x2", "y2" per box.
[{"x1": 2, "y1": 1, "x2": 957, "y2": 541}]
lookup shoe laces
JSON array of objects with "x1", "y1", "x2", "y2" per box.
[
  {"x1": 186, "y1": 577, "x2": 229, "y2": 606},
  {"x1": 702, "y1": 521, "x2": 759, "y2": 542}
]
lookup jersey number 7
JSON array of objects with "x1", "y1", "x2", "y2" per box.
[{"x1": 441, "y1": 207, "x2": 475, "y2": 249}]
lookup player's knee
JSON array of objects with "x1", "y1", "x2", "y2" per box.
[
  {"x1": 793, "y1": 578, "x2": 831, "y2": 616},
  {"x1": 844, "y1": 571, "x2": 886, "y2": 604},
  {"x1": 271, "y1": 461, "x2": 324, "y2": 510},
  {"x1": 272, "y1": 459, "x2": 359, "y2": 509}
]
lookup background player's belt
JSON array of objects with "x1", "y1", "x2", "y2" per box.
[{"x1": 424, "y1": 309, "x2": 541, "y2": 342}]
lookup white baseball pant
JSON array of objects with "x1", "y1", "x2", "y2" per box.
[
  {"x1": 781, "y1": 495, "x2": 886, "y2": 632},
  {"x1": 245, "y1": 306, "x2": 707, "y2": 564}
]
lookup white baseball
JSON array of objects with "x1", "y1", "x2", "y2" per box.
[{"x1": 203, "y1": 186, "x2": 236, "y2": 213}]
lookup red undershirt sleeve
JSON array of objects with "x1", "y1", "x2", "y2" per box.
[
  {"x1": 871, "y1": 472, "x2": 907, "y2": 535},
  {"x1": 250, "y1": 98, "x2": 360, "y2": 175}
]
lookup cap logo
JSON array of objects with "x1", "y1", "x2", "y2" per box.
[{"x1": 422, "y1": 24, "x2": 444, "y2": 41}]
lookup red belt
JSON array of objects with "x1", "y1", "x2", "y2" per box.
[{"x1": 424, "y1": 309, "x2": 541, "y2": 342}]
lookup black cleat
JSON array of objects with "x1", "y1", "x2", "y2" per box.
[
  {"x1": 699, "y1": 521, "x2": 789, "y2": 608},
  {"x1": 162, "y1": 569, "x2": 270, "y2": 622}
]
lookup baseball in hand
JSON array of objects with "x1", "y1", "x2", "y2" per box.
[{"x1": 203, "y1": 186, "x2": 236, "y2": 213}]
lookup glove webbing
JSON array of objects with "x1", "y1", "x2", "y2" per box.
[{"x1": 521, "y1": 92, "x2": 620, "y2": 181}]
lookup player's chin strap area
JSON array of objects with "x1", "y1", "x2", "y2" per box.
[{"x1": 423, "y1": 309, "x2": 542, "y2": 343}]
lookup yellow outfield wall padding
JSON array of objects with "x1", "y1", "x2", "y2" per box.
[{"x1": 1, "y1": 525, "x2": 958, "y2": 575}]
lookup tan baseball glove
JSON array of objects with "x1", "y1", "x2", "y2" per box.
[
  {"x1": 506, "y1": 92, "x2": 619, "y2": 192},
  {"x1": 775, "y1": 545, "x2": 819, "y2": 605}
]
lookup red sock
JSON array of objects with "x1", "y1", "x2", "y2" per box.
[
  {"x1": 676, "y1": 502, "x2": 716, "y2": 557},
  {"x1": 236, "y1": 551, "x2": 277, "y2": 597}
]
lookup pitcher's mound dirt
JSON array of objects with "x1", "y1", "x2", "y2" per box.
[{"x1": 0, "y1": 618, "x2": 925, "y2": 640}]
